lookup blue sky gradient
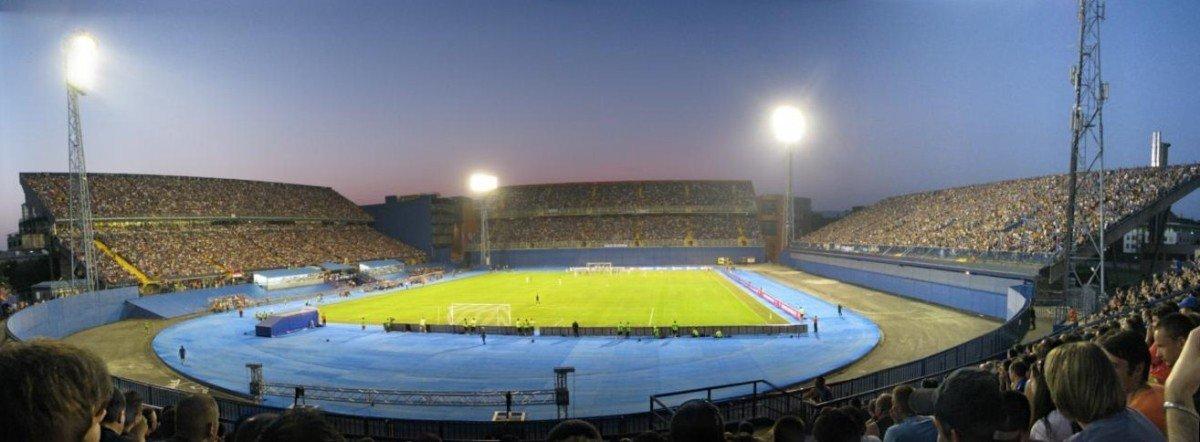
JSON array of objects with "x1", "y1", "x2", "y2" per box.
[{"x1": 2, "y1": 1, "x2": 1199, "y2": 243}]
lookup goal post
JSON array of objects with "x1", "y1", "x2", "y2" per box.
[
  {"x1": 568, "y1": 262, "x2": 615, "y2": 275},
  {"x1": 447, "y1": 303, "x2": 513, "y2": 326}
]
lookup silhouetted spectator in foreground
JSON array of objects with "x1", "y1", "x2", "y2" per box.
[
  {"x1": 910, "y1": 367, "x2": 1003, "y2": 442},
  {"x1": 172, "y1": 393, "x2": 220, "y2": 442},
  {"x1": 772, "y1": 415, "x2": 806, "y2": 442},
  {"x1": 813, "y1": 407, "x2": 861, "y2": 442},
  {"x1": 670, "y1": 400, "x2": 724, "y2": 442},
  {"x1": 546, "y1": 419, "x2": 602, "y2": 442},
  {"x1": 231, "y1": 413, "x2": 279, "y2": 442},
  {"x1": 996, "y1": 390, "x2": 1031, "y2": 441},
  {"x1": 0, "y1": 340, "x2": 112, "y2": 442},
  {"x1": 257, "y1": 407, "x2": 346, "y2": 442}
]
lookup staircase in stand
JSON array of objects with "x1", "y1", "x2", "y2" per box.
[{"x1": 93, "y1": 238, "x2": 155, "y2": 285}]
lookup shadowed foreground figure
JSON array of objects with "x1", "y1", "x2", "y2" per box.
[
  {"x1": 546, "y1": 419, "x2": 602, "y2": 442},
  {"x1": 669, "y1": 400, "x2": 725, "y2": 442},
  {"x1": 0, "y1": 340, "x2": 112, "y2": 442},
  {"x1": 257, "y1": 407, "x2": 346, "y2": 442}
]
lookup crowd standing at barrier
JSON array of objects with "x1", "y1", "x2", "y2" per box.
[{"x1": 803, "y1": 164, "x2": 1200, "y2": 255}]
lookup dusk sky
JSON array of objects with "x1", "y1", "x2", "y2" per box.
[{"x1": 3, "y1": 1, "x2": 1199, "y2": 247}]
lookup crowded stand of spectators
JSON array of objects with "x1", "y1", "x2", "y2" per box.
[
  {"x1": 21, "y1": 173, "x2": 425, "y2": 286},
  {"x1": 489, "y1": 214, "x2": 760, "y2": 247},
  {"x1": 802, "y1": 164, "x2": 1200, "y2": 255},
  {"x1": 92, "y1": 223, "x2": 423, "y2": 284},
  {"x1": 483, "y1": 180, "x2": 762, "y2": 249},
  {"x1": 21, "y1": 173, "x2": 371, "y2": 221},
  {"x1": 493, "y1": 180, "x2": 757, "y2": 213}
]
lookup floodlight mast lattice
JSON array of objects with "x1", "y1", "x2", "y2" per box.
[
  {"x1": 469, "y1": 173, "x2": 499, "y2": 267},
  {"x1": 771, "y1": 105, "x2": 806, "y2": 248},
  {"x1": 65, "y1": 33, "x2": 100, "y2": 294},
  {"x1": 1061, "y1": 0, "x2": 1108, "y2": 314}
]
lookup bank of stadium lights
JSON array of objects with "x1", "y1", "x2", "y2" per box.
[
  {"x1": 771, "y1": 105, "x2": 806, "y2": 145},
  {"x1": 469, "y1": 173, "x2": 499, "y2": 268},
  {"x1": 469, "y1": 173, "x2": 499, "y2": 194},
  {"x1": 66, "y1": 33, "x2": 100, "y2": 93},
  {"x1": 770, "y1": 105, "x2": 806, "y2": 248}
]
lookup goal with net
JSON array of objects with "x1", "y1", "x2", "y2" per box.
[
  {"x1": 447, "y1": 303, "x2": 513, "y2": 326},
  {"x1": 568, "y1": 262, "x2": 615, "y2": 274}
]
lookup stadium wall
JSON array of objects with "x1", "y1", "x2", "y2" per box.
[
  {"x1": 361, "y1": 195, "x2": 435, "y2": 257},
  {"x1": 469, "y1": 246, "x2": 764, "y2": 268},
  {"x1": 783, "y1": 251, "x2": 1030, "y2": 320},
  {"x1": 6, "y1": 286, "x2": 140, "y2": 340}
]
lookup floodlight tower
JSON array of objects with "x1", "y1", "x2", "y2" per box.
[
  {"x1": 469, "y1": 173, "x2": 499, "y2": 268},
  {"x1": 771, "y1": 105, "x2": 806, "y2": 248},
  {"x1": 1061, "y1": 0, "x2": 1108, "y2": 314},
  {"x1": 65, "y1": 32, "x2": 100, "y2": 293}
]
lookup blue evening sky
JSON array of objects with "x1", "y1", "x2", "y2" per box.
[{"x1": 2, "y1": 1, "x2": 1198, "y2": 244}]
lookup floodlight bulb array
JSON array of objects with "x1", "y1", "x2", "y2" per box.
[
  {"x1": 771, "y1": 105, "x2": 806, "y2": 145},
  {"x1": 469, "y1": 173, "x2": 499, "y2": 193},
  {"x1": 66, "y1": 33, "x2": 99, "y2": 92}
]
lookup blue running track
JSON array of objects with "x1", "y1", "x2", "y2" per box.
[{"x1": 152, "y1": 269, "x2": 879, "y2": 420}]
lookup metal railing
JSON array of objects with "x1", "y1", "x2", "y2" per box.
[{"x1": 648, "y1": 380, "x2": 811, "y2": 431}]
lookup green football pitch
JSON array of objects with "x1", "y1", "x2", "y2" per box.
[{"x1": 318, "y1": 270, "x2": 788, "y2": 327}]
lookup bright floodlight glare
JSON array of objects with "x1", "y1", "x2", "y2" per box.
[
  {"x1": 66, "y1": 33, "x2": 99, "y2": 92},
  {"x1": 469, "y1": 173, "x2": 498, "y2": 193},
  {"x1": 771, "y1": 105, "x2": 806, "y2": 145}
]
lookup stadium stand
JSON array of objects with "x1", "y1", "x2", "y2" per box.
[
  {"x1": 486, "y1": 180, "x2": 762, "y2": 249},
  {"x1": 20, "y1": 173, "x2": 425, "y2": 286},
  {"x1": 801, "y1": 164, "x2": 1200, "y2": 255}
]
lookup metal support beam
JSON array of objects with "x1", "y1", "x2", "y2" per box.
[
  {"x1": 1061, "y1": 0, "x2": 1108, "y2": 314},
  {"x1": 67, "y1": 87, "x2": 98, "y2": 293}
]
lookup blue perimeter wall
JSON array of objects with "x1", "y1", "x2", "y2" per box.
[
  {"x1": 7, "y1": 286, "x2": 140, "y2": 340},
  {"x1": 784, "y1": 251, "x2": 1032, "y2": 320},
  {"x1": 469, "y1": 246, "x2": 764, "y2": 268}
]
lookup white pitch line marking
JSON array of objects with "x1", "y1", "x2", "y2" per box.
[{"x1": 648, "y1": 307, "x2": 655, "y2": 326}]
